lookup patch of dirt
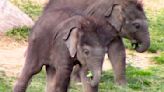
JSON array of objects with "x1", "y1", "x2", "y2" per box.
[
  {"x1": 0, "y1": 35, "x2": 157, "y2": 77},
  {"x1": 0, "y1": 35, "x2": 27, "y2": 77},
  {"x1": 144, "y1": 0, "x2": 164, "y2": 10},
  {"x1": 103, "y1": 50, "x2": 157, "y2": 71},
  {"x1": 126, "y1": 50, "x2": 157, "y2": 69}
]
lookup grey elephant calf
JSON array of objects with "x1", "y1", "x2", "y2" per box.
[
  {"x1": 13, "y1": 7, "x2": 121, "y2": 92},
  {"x1": 69, "y1": 0, "x2": 150, "y2": 87}
]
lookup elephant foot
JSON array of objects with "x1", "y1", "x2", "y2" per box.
[
  {"x1": 115, "y1": 79, "x2": 127, "y2": 86},
  {"x1": 13, "y1": 82, "x2": 26, "y2": 92}
]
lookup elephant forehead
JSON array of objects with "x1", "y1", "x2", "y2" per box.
[
  {"x1": 80, "y1": 33, "x2": 102, "y2": 47},
  {"x1": 82, "y1": 45, "x2": 106, "y2": 55}
]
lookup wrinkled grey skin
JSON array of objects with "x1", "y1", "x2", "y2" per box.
[
  {"x1": 13, "y1": 7, "x2": 120, "y2": 92},
  {"x1": 46, "y1": 0, "x2": 150, "y2": 91}
]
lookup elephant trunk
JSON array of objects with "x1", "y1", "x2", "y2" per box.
[
  {"x1": 88, "y1": 58, "x2": 103, "y2": 87},
  {"x1": 135, "y1": 31, "x2": 150, "y2": 53},
  {"x1": 135, "y1": 39, "x2": 150, "y2": 53},
  {"x1": 90, "y1": 69, "x2": 102, "y2": 87}
]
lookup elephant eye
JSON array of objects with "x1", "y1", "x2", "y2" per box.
[
  {"x1": 133, "y1": 23, "x2": 140, "y2": 29},
  {"x1": 83, "y1": 49, "x2": 89, "y2": 55}
]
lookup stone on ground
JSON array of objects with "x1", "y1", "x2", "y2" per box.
[{"x1": 0, "y1": 0, "x2": 34, "y2": 33}]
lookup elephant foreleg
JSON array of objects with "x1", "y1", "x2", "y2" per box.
[
  {"x1": 108, "y1": 37, "x2": 126, "y2": 85},
  {"x1": 45, "y1": 65, "x2": 56, "y2": 92},
  {"x1": 53, "y1": 66, "x2": 73, "y2": 92}
]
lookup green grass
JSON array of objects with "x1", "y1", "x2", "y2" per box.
[
  {"x1": 146, "y1": 9, "x2": 164, "y2": 53},
  {"x1": 11, "y1": 0, "x2": 42, "y2": 20},
  {"x1": 6, "y1": 26, "x2": 30, "y2": 41},
  {"x1": 0, "y1": 71, "x2": 15, "y2": 92},
  {"x1": 27, "y1": 70, "x2": 46, "y2": 92},
  {"x1": 153, "y1": 53, "x2": 164, "y2": 64},
  {"x1": 70, "y1": 65, "x2": 164, "y2": 92},
  {"x1": 72, "y1": 65, "x2": 164, "y2": 92},
  {"x1": 0, "y1": 69, "x2": 46, "y2": 92},
  {"x1": 1, "y1": 65, "x2": 164, "y2": 92},
  {"x1": 6, "y1": 0, "x2": 42, "y2": 41}
]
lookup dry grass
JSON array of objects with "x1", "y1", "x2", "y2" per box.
[
  {"x1": 11, "y1": 0, "x2": 49, "y2": 6},
  {"x1": 144, "y1": 0, "x2": 164, "y2": 10}
]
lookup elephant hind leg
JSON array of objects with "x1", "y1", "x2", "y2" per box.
[
  {"x1": 13, "y1": 47, "x2": 43, "y2": 92},
  {"x1": 108, "y1": 38, "x2": 127, "y2": 85}
]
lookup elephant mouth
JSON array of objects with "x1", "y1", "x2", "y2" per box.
[
  {"x1": 131, "y1": 40, "x2": 139, "y2": 49},
  {"x1": 131, "y1": 39, "x2": 150, "y2": 53},
  {"x1": 85, "y1": 71, "x2": 94, "y2": 84},
  {"x1": 131, "y1": 42, "x2": 139, "y2": 49},
  {"x1": 83, "y1": 70, "x2": 101, "y2": 87}
]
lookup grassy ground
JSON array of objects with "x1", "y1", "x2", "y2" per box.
[
  {"x1": 1, "y1": 65, "x2": 164, "y2": 92},
  {"x1": 0, "y1": 0, "x2": 164, "y2": 92},
  {"x1": 146, "y1": 7, "x2": 164, "y2": 53}
]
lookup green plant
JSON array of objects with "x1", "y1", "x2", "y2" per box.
[
  {"x1": 146, "y1": 8, "x2": 164, "y2": 53},
  {"x1": 0, "y1": 71, "x2": 15, "y2": 92},
  {"x1": 27, "y1": 69, "x2": 46, "y2": 92},
  {"x1": 153, "y1": 52, "x2": 164, "y2": 64},
  {"x1": 126, "y1": 65, "x2": 152, "y2": 90},
  {"x1": 11, "y1": 0, "x2": 42, "y2": 20},
  {"x1": 1, "y1": 65, "x2": 164, "y2": 92},
  {"x1": 6, "y1": 26, "x2": 29, "y2": 41},
  {"x1": 123, "y1": 39, "x2": 133, "y2": 50}
]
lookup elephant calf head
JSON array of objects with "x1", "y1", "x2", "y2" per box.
[
  {"x1": 58, "y1": 16, "x2": 111, "y2": 87},
  {"x1": 84, "y1": 0, "x2": 150, "y2": 53},
  {"x1": 108, "y1": 0, "x2": 150, "y2": 53}
]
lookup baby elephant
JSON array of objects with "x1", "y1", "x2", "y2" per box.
[{"x1": 13, "y1": 8, "x2": 117, "y2": 91}]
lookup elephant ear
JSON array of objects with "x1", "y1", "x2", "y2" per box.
[
  {"x1": 59, "y1": 16, "x2": 82, "y2": 58},
  {"x1": 105, "y1": 5, "x2": 123, "y2": 31},
  {"x1": 64, "y1": 28, "x2": 79, "y2": 58},
  {"x1": 84, "y1": 0, "x2": 123, "y2": 31}
]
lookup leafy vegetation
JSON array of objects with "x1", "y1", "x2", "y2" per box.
[
  {"x1": 146, "y1": 9, "x2": 164, "y2": 53},
  {"x1": 27, "y1": 70, "x2": 46, "y2": 92},
  {"x1": 6, "y1": 26, "x2": 30, "y2": 41},
  {"x1": 0, "y1": 71, "x2": 15, "y2": 92},
  {"x1": 11, "y1": 0, "x2": 42, "y2": 20},
  {"x1": 153, "y1": 53, "x2": 164, "y2": 64}
]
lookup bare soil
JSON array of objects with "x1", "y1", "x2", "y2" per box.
[
  {"x1": 0, "y1": 35, "x2": 156, "y2": 77},
  {"x1": 0, "y1": 35, "x2": 27, "y2": 77},
  {"x1": 103, "y1": 50, "x2": 157, "y2": 71}
]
